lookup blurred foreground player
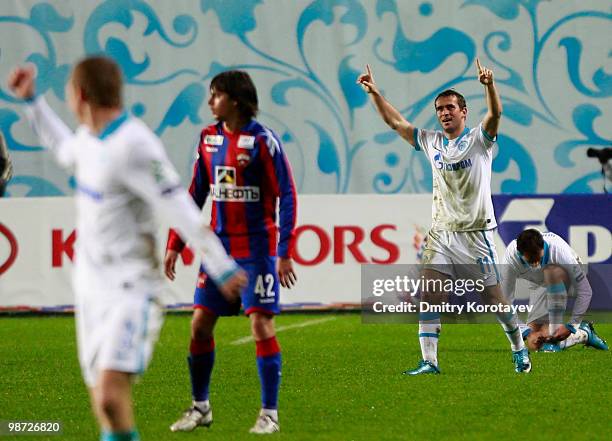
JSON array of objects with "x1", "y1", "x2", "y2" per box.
[
  {"x1": 8, "y1": 58, "x2": 246, "y2": 441},
  {"x1": 502, "y1": 229, "x2": 608, "y2": 352},
  {"x1": 0, "y1": 132, "x2": 12, "y2": 196},
  {"x1": 358, "y1": 61, "x2": 531, "y2": 374},
  {"x1": 165, "y1": 71, "x2": 297, "y2": 434}
]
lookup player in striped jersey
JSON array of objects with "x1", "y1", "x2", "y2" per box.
[
  {"x1": 166, "y1": 71, "x2": 297, "y2": 434},
  {"x1": 358, "y1": 60, "x2": 531, "y2": 374}
]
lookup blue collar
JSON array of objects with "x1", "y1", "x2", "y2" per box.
[
  {"x1": 98, "y1": 111, "x2": 129, "y2": 140},
  {"x1": 541, "y1": 241, "x2": 550, "y2": 266},
  {"x1": 443, "y1": 126, "x2": 470, "y2": 147},
  {"x1": 517, "y1": 241, "x2": 550, "y2": 268}
]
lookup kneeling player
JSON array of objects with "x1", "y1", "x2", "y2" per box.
[
  {"x1": 165, "y1": 71, "x2": 298, "y2": 435},
  {"x1": 502, "y1": 229, "x2": 608, "y2": 352}
]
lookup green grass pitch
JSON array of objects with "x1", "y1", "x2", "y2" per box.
[{"x1": 1, "y1": 314, "x2": 610, "y2": 440}]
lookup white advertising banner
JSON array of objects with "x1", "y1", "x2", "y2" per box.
[
  {"x1": 0, "y1": 195, "x2": 433, "y2": 310},
  {"x1": 1, "y1": 195, "x2": 610, "y2": 310}
]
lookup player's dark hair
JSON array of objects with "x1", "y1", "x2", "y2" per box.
[
  {"x1": 516, "y1": 229, "x2": 544, "y2": 256},
  {"x1": 72, "y1": 55, "x2": 123, "y2": 108},
  {"x1": 434, "y1": 89, "x2": 467, "y2": 110},
  {"x1": 210, "y1": 70, "x2": 258, "y2": 119}
]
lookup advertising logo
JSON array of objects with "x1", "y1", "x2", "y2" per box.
[
  {"x1": 211, "y1": 166, "x2": 259, "y2": 202},
  {"x1": 0, "y1": 223, "x2": 18, "y2": 275}
]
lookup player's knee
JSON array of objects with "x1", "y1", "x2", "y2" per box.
[
  {"x1": 543, "y1": 265, "x2": 567, "y2": 285},
  {"x1": 250, "y1": 313, "x2": 275, "y2": 340},
  {"x1": 191, "y1": 309, "x2": 215, "y2": 340},
  {"x1": 96, "y1": 389, "x2": 122, "y2": 420}
]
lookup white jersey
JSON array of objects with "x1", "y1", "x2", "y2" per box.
[
  {"x1": 502, "y1": 232, "x2": 591, "y2": 323},
  {"x1": 414, "y1": 123, "x2": 497, "y2": 231},
  {"x1": 25, "y1": 97, "x2": 238, "y2": 293}
]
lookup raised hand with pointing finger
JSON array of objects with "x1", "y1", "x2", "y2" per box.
[
  {"x1": 476, "y1": 58, "x2": 494, "y2": 85},
  {"x1": 356, "y1": 64, "x2": 380, "y2": 95}
]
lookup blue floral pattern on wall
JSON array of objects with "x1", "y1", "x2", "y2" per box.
[{"x1": 1, "y1": 0, "x2": 610, "y2": 196}]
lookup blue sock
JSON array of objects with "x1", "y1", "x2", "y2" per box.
[
  {"x1": 188, "y1": 337, "x2": 215, "y2": 401},
  {"x1": 255, "y1": 337, "x2": 282, "y2": 409},
  {"x1": 100, "y1": 429, "x2": 139, "y2": 441}
]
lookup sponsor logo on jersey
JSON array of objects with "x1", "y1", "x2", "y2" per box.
[
  {"x1": 434, "y1": 153, "x2": 473, "y2": 171},
  {"x1": 204, "y1": 135, "x2": 223, "y2": 145},
  {"x1": 211, "y1": 166, "x2": 260, "y2": 201},
  {"x1": 237, "y1": 153, "x2": 250, "y2": 167},
  {"x1": 204, "y1": 135, "x2": 224, "y2": 146},
  {"x1": 238, "y1": 135, "x2": 255, "y2": 149},
  {"x1": 204, "y1": 134, "x2": 223, "y2": 152}
]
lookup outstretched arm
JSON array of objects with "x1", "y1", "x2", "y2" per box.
[
  {"x1": 477, "y1": 58, "x2": 502, "y2": 139},
  {"x1": 8, "y1": 65, "x2": 74, "y2": 167},
  {"x1": 357, "y1": 64, "x2": 417, "y2": 147}
]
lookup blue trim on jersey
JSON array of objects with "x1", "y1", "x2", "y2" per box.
[
  {"x1": 517, "y1": 251, "x2": 529, "y2": 268},
  {"x1": 443, "y1": 126, "x2": 470, "y2": 147},
  {"x1": 413, "y1": 127, "x2": 421, "y2": 151},
  {"x1": 418, "y1": 332, "x2": 439, "y2": 338},
  {"x1": 138, "y1": 298, "x2": 151, "y2": 374},
  {"x1": 98, "y1": 111, "x2": 129, "y2": 140},
  {"x1": 481, "y1": 231, "x2": 500, "y2": 282},
  {"x1": 76, "y1": 182, "x2": 103, "y2": 201},
  {"x1": 480, "y1": 125, "x2": 496, "y2": 142},
  {"x1": 541, "y1": 241, "x2": 550, "y2": 266}
]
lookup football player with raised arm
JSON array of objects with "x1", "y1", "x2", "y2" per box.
[
  {"x1": 357, "y1": 60, "x2": 531, "y2": 374},
  {"x1": 8, "y1": 57, "x2": 246, "y2": 441}
]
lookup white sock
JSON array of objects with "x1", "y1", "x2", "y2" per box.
[
  {"x1": 418, "y1": 311, "x2": 441, "y2": 366},
  {"x1": 261, "y1": 408, "x2": 278, "y2": 422},
  {"x1": 193, "y1": 400, "x2": 210, "y2": 412},
  {"x1": 497, "y1": 312, "x2": 525, "y2": 352},
  {"x1": 547, "y1": 283, "x2": 567, "y2": 335},
  {"x1": 559, "y1": 329, "x2": 588, "y2": 350}
]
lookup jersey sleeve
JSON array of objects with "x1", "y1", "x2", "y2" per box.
[
  {"x1": 24, "y1": 97, "x2": 76, "y2": 168},
  {"x1": 120, "y1": 132, "x2": 238, "y2": 284},
  {"x1": 258, "y1": 129, "x2": 298, "y2": 258},
  {"x1": 167, "y1": 134, "x2": 210, "y2": 253},
  {"x1": 552, "y1": 238, "x2": 592, "y2": 323},
  {"x1": 413, "y1": 128, "x2": 441, "y2": 159},
  {"x1": 477, "y1": 122, "x2": 496, "y2": 150}
]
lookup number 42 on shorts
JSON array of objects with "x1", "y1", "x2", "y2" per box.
[{"x1": 254, "y1": 273, "x2": 276, "y2": 298}]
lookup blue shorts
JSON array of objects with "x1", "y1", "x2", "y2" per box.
[{"x1": 194, "y1": 256, "x2": 280, "y2": 316}]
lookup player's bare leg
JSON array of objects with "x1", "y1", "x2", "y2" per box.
[
  {"x1": 88, "y1": 388, "x2": 110, "y2": 430},
  {"x1": 481, "y1": 284, "x2": 531, "y2": 372},
  {"x1": 404, "y1": 268, "x2": 449, "y2": 375},
  {"x1": 92, "y1": 370, "x2": 139, "y2": 440},
  {"x1": 249, "y1": 312, "x2": 281, "y2": 434},
  {"x1": 170, "y1": 309, "x2": 217, "y2": 432}
]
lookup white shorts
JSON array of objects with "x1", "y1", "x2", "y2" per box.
[
  {"x1": 73, "y1": 263, "x2": 164, "y2": 387},
  {"x1": 422, "y1": 229, "x2": 500, "y2": 286}
]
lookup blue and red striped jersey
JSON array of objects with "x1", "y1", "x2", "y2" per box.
[{"x1": 167, "y1": 120, "x2": 298, "y2": 259}]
